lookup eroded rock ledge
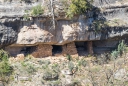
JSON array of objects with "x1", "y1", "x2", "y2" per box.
[{"x1": 0, "y1": 0, "x2": 128, "y2": 57}]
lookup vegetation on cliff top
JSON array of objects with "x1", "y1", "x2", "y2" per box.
[
  {"x1": 23, "y1": 4, "x2": 44, "y2": 20},
  {"x1": 31, "y1": 4, "x2": 44, "y2": 16},
  {"x1": 66, "y1": 0, "x2": 92, "y2": 18},
  {"x1": 23, "y1": 0, "x2": 92, "y2": 20}
]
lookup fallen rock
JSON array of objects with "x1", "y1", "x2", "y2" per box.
[
  {"x1": 43, "y1": 72, "x2": 59, "y2": 80},
  {"x1": 61, "y1": 69, "x2": 73, "y2": 75},
  {"x1": 18, "y1": 76, "x2": 30, "y2": 81},
  {"x1": 114, "y1": 69, "x2": 126, "y2": 81},
  {"x1": 0, "y1": 81, "x2": 4, "y2": 86},
  {"x1": 16, "y1": 54, "x2": 25, "y2": 61}
]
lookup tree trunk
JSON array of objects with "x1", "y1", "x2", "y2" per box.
[{"x1": 50, "y1": 0, "x2": 55, "y2": 29}]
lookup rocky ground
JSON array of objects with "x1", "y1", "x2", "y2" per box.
[{"x1": 3, "y1": 53, "x2": 128, "y2": 86}]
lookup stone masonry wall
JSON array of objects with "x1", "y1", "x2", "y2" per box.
[
  {"x1": 87, "y1": 41, "x2": 93, "y2": 55},
  {"x1": 32, "y1": 44, "x2": 52, "y2": 58},
  {"x1": 5, "y1": 46, "x2": 23, "y2": 56},
  {"x1": 62, "y1": 42, "x2": 78, "y2": 55},
  {"x1": 32, "y1": 42, "x2": 78, "y2": 57}
]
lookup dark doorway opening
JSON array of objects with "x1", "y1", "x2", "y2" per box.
[
  {"x1": 52, "y1": 45, "x2": 62, "y2": 55},
  {"x1": 93, "y1": 40, "x2": 117, "y2": 54},
  {"x1": 20, "y1": 46, "x2": 36, "y2": 55},
  {"x1": 75, "y1": 41, "x2": 88, "y2": 56}
]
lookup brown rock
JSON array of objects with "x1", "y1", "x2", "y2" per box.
[{"x1": 32, "y1": 44, "x2": 52, "y2": 58}]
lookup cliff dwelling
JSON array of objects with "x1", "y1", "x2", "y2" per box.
[
  {"x1": 1, "y1": 0, "x2": 128, "y2": 85},
  {"x1": 52, "y1": 45, "x2": 62, "y2": 56},
  {"x1": 4, "y1": 39, "x2": 118, "y2": 58}
]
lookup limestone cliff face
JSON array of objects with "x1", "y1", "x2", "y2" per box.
[{"x1": 0, "y1": 0, "x2": 128, "y2": 46}]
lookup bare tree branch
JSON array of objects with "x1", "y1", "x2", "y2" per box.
[{"x1": 50, "y1": 0, "x2": 55, "y2": 29}]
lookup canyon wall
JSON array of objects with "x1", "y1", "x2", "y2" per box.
[{"x1": 0, "y1": 0, "x2": 128, "y2": 57}]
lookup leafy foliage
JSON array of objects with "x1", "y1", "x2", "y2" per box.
[
  {"x1": 31, "y1": 4, "x2": 44, "y2": 16},
  {"x1": 66, "y1": 54, "x2": 72, "y2": 61},
  {"x1": 20, "y1": 0, "x2": 31, "y2": 3},
  {"x1": 52, "y1": 63, "x2": 60, "y2": 73},
  {"x1": 92, "y1": 20, "x2": 108, "y2": 32},
  {"x1": 111, "y1": 40, "x2": 127, "y2": 60},
  {"x1": 27, "y1": 64, "x2": 37, "y2": 74},
  {"x1": 42, "y1": 64, "x2": 59, "y2": 81},
  {"x1": 23, "y1": 10, "x2": 30, "y2": 21},
  {"x1": 117, "y1": 40, "x2": 127, "y2": 55},
  {"x1": 21, "y1": 61, "x2": 37, "y2": 74},
  {"x1": 0, "y1": 61, "x2": 12, "y2": 76},
  {"x1": 43, "y1": 70, "x2": 58, "y2": 80},
  {"x1": 78, "y1": 58, "x2": 87, "y2": 67},
  {"x1": 0, "y1": 50, "x2": 13, "y2": 82},
  {"x1": 23, "y1": 4, "x2": 44, "y2": 20},
  {"x1": 41, "y1": 60, "x2": 59, "y2": 81},
  {"x1": 111, "y1": 50, "x2": 119, "y2": 60},
  {"x1": 68, "y1": 61, "x2": 74, "y2": 72},
  {"x1": 0, "y1": 50, "x2": 8, "y2": 61},
  {"x1": 66, "y1": 0, "x2": 91, "y2": 18}
]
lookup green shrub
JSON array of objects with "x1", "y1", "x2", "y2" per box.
[
  {"x1": 78, "y1": 58, "x2": 87, "y2": 67},
  {"x1": 42, "y1": 62, "x2": 59, "y2": 81},
  {"x1": 42, "y1": 65, "x2": 48, "y2": 70},
  {"x1": 0, "y1": 50, "x2": 9, "y2": 61},
  {"x1": 26, "y1": 64, "x2": 37, "y2": 74},
  {"x1": 0, "y1": 50, "x2": 13, "y2": 82},
  {"x1": 44, "y1": 60, "x2": 51, "y2": 65},
  {"x1": 43, "y1": 70, "x2": 59, "y2": 80},
  {"x1": 52, "y1": 63, "x2": 60, "y2": 73},
  {"x1": 23, "y1": 10, "x2": 30, "y2": 21},
  {"x1": 21, "y1": 61, "x2": 37, "y2": 74},
  {"x1": 51, "y1": 80, "x2": 61, "y2": 85},
  {"x1": 23, "y1": 4, "x2": 44, "y2": 20},
  {"x1": 68, "y1": 61, "x2": 74, "y2": 72},
  {"x1": 31, "y1": 4, "x2": 44, "y2": 16},
  {"x1": 0, "y1": 61, "x2": 12, "y2": 76},
  {"x1": 21, "y1": 61, "x2": 27, "y2": 67},
  {"x1": 111, "y1": 50, "x2": 119, "y2": 60},
  {"x1": 92, "y1": 20, "x2": 108, "y2": 32},
  {"x1": 95, "y1": 53, "x2": 110, "y2": 64},
  {"x1": 66, "y1": 54, "x2": 72, "y2": 61},
  {"x1": 66, "y1": 0, "x2": 91, "y2": 18},
  {"x1": 117, "y1": 40, "x2": 127, "y2": 55},
  {"x1": 21, "y1": 0, "x2": 38, "y2": 3},
  {"x1": 20, "y1": 0, "x2": 31, "y2": 3},
  {"x1": 38, "y1": 60, "x2": 44, "y2": 65},
  {"x1": 111, "y1": 40, "x2": 127, "y2": 60},
  {"x1": 42, "y1": 60, "x2": 51, "y2": 69},
  {"x1": 4, "y1": 0, "x2": 12, "y2": 2},
  {"x1": 72, "y1": 79, "x2": 81, "y2": 86}
]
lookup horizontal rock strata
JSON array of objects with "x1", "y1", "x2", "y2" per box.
[{"x1": 0, "y1": 0, "x2": 127, "y2": 57}]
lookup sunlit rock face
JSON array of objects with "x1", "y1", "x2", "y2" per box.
[{"x1": 0, "y1": 0, "x2": 128, "y2": 46}]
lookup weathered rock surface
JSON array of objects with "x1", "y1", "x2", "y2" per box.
[
  {"x1": 114, "y1": 68, "x2": 128, "y2": 82},
  {"x1": 0, "y1": 81, "x2": 4, "y2": 86},
  {"x1": 0, "y1": 0, "x2": 127, "y2": 56},
  {"x1": 0, "y1": 0, "x2": 127, "y2": 46}
]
